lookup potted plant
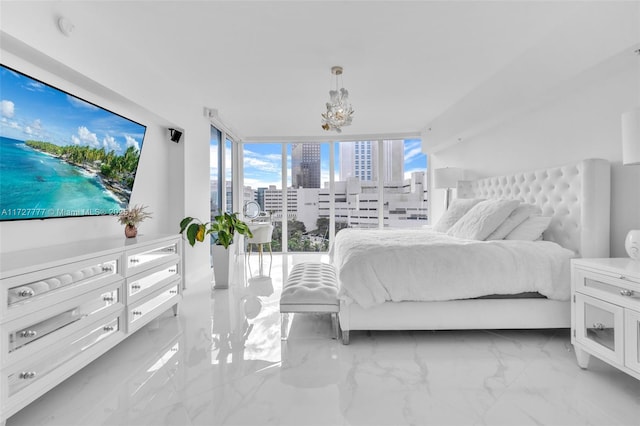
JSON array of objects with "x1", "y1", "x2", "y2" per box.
[
  {"x1": 179, "y1": 212, "x2": 253, "y2": 288},
  {"x1": 118, "y1": 204, "x2": 152, "y2": 238}
]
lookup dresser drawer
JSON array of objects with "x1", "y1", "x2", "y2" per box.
[
  {"x1": 127, "y1": 262, "x2": 180, "y2": 305},
  {"x1": 7, "y1": 283, "x2": 121, "y2": 354},
  {"x1": 125, "y1": 241, "x2": 180, "y2": 276},
  {"x1": 3, "y1": 254, "x2": 122, "y2": 321},
  {"x1": 128, "y1": 282, "x2": 180, "y2": 333},
  {"x1": 5, "y1": 315, "x2": 121, "y2": 397}
]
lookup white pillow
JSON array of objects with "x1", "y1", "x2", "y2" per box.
[
  {"x1": 485, "y1": 203, "x2": 542, "y2": 240},
  {"x1": 447, "y1": 199, "x2": 520, "y2": 240},
  {"x1": 505, "y1": 216, "x2": 552, "y2": 241},
  {"x1": 432, "y1": 198, "x2": 484, "y2": 233}
]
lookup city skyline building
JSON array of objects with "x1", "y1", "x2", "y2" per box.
[
  {"x1": 339, "y1": 140, "x2": 404, "y2": 182},
  {"x1": 291, "y1": 143, "x2": 321, "y2": 188}
]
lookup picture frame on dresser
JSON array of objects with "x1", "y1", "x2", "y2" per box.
[{"x1": 0, "y1": 234, "x2": 183, "y2": 426}]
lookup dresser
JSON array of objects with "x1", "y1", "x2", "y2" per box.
[
  {"x1": 0, "y1": 234, "x2": 183, "y2": 425},
  {"x1": 571, "y1": 258, "x2": 640, "y2": 380}
]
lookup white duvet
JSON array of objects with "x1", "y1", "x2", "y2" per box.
[{"x1": 330, "y1": 228, "x2": 575, "y2": 309}]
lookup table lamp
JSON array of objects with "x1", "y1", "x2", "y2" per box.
[{"x1": 433, "y1": 167, "x2": 465, "y2": 210}]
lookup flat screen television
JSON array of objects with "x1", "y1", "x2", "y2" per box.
[{"x1": 0, "y1": 64, "x2": 147, "y2": 221}]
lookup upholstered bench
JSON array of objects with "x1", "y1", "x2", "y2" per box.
[{"x1": 280, "y1": 262, "x2": 339, "y2": 340}]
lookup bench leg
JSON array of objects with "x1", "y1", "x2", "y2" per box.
[{"x1": 281, "y1": 312, "x2": 292, "y2": 340}]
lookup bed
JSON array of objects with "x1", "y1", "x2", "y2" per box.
[{"x1": 333, "y1": 158, "x2": 611, "y2": 344}]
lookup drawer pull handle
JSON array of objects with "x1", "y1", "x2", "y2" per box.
[
  {"x1": 103, "y1": 295, "x2": 115, "y2": 302},
  {"x1": 620, "y1": 275, "x2": 627, "y2": 280},
  {"x1": 103, "y1": 325, "x2": 116, "y2": 332},
  {"x1": 130, "y1": 258, "x2": 140, "y2": 264},
  {"x1": 169, "y1": 269, "x2": 176, "y2": 273},
  {"x1": 19, "y1": 371, "x2": 37, "y2": 379},
  {"x1": 132, "y1": 311, "x2": 143, "y2": 316},
  {"x1": 131, "y1": 284, "x2": 141, "y2": 290},
  {"x1": 592, "y1": 323, "x2": 606, "y2": 330},
  {"x1": 169, "y1": 290, "x2": 178, "y2": 294},
  {"x1": 102, "y1": 265, "x2": 114, "y2": 272},
  {"x1": 17, "y1": 289, "x2": 35, "y2": 297},
  {"x1": 620, "y1": 289, "x2": 635, "y2": 297},
  {"x1": 19, "y1": 330, "x2": 37, "y2": 338}
]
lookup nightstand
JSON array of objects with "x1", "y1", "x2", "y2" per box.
[{"x1": 571, "y1": 258, "x2": 640, "y2": 380}]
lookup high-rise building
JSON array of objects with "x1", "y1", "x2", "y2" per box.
[
  {"x1": 318, "y1": 171, "x2": 428, "y2": 228},
  {"x1": 291, "y1": 143, "x2": 321, "y2": 188},
  {"x1": 256, "y1": 187, "x2": 267, "y2": 211},
  {"x1": 339, "y1": 140, "x2": 404, "y2": 182}
]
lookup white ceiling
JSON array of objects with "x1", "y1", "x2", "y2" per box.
[{"x1": 1, "y1": 1, "x2": 638, "y2": 142}]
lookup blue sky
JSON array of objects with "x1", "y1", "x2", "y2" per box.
[
  {"x1": 0, "y1": 65, "x2": 146, "y2": 153},
  {"x1": 211, "y1": 139, "x2": 427, "y2": 190}
]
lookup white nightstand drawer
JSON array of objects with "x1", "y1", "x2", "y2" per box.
[{"x1": 574, "y1": 269, "x2": 640, "y2": 309}]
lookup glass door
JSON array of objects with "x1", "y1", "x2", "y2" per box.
[{"x1": 575, "y1": 293, "x2": 624, "y2": 365}]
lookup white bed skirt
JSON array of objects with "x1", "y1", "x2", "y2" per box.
[{"x1": 339, "y1": 298, "x2": 570, "y2": 332}]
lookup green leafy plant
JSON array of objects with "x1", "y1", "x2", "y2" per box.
[{"x1": 179, "y1": 212, "x2": 253, "y2": 249}]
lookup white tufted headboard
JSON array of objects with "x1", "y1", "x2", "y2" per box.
[{"x1": 457, "y1": 159, "x2": 610, "y2": 258}]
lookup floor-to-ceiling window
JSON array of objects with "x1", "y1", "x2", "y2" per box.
[
  {"x1": 210, "y1": 125, "x2": 239, "y2": 266},
  {"x1": 242, "y1": 143, "x2": 284, "y2": 252},
  {"x1": 210, "y1": 127, "x2": 222, "y2": 218},
  {"x1": 239, "y1": 137, "x2": 426, "y2": 252},
  {"x1": 382, "y1": 138, "x2": 429, "y2": 227},
  {"x1": 225, "y1": 137, "x2": 233, "y2": 213},
  {"x1": 286, "y1": 142, "x2": 329, "y2": 252}
]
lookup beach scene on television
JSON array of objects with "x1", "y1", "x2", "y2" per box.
[{"x1": 0, "y1": 65, "x2": 146, "y2": 221}]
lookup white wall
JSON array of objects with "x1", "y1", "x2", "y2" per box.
[
  {"x1": 0, "y1": 35, "x2": 211, "y2": 287},
  {"x1": 431, "y1": 53, "x2": 640, "y2": 257}
]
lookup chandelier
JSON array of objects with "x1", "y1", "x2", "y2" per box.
[{"x1": 321, "y1": 66, "x2": 354, "y2": 133}]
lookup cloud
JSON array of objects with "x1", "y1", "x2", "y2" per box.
[
  {"x1": 404, "y1": 140, "x2": 424, "y2": 164},
  {"x1": 102, "y1": 134, "x2": 119, "y2": 152},
  {"x1": 67, "y1": 95, "x2": 99, "y2": 110},
  {"x1": 1, "y1": 117, "x2": 20, "y2": 130},
  {"x1": 243, "y1": 148, "x2": 281, "y2": 174},
  {"x1": 75, "y1": 126, "x2": 100, "y2": 147},
  {"x1": 244, "y1": 156, "x2": 281, "y2": 173},
  {"x1": 25, "y1": 81, "x2": 45, "y2": 92},
  {"x1": 1, "y1": 100, "x2": 15, "y2": 118},
  {"x1": 125, "y1": 135, "x2": 140, "y2": 151},
  {"x1": 23, "y1": 119, "x2": 44, "y2": 138}
]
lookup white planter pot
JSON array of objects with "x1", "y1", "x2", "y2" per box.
[{"x1": 212, "y1": 243, "x2": 234, "y2": 289}]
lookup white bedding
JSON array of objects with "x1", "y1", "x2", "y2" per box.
[{"x1": 330, "y1": 228, "x2": 575, "y2": 309}]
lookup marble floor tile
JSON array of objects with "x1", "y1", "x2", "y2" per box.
[{"x1": 6, "y1": 254, "x2": 640, "y2": 426}]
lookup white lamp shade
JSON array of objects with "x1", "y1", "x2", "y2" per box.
[
  {"x1": 433, "y1": 167, "x2": 465, "y2": 189},
  {"x1": 622, "y1": 107, "x2": 640, "y2": 165}
]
